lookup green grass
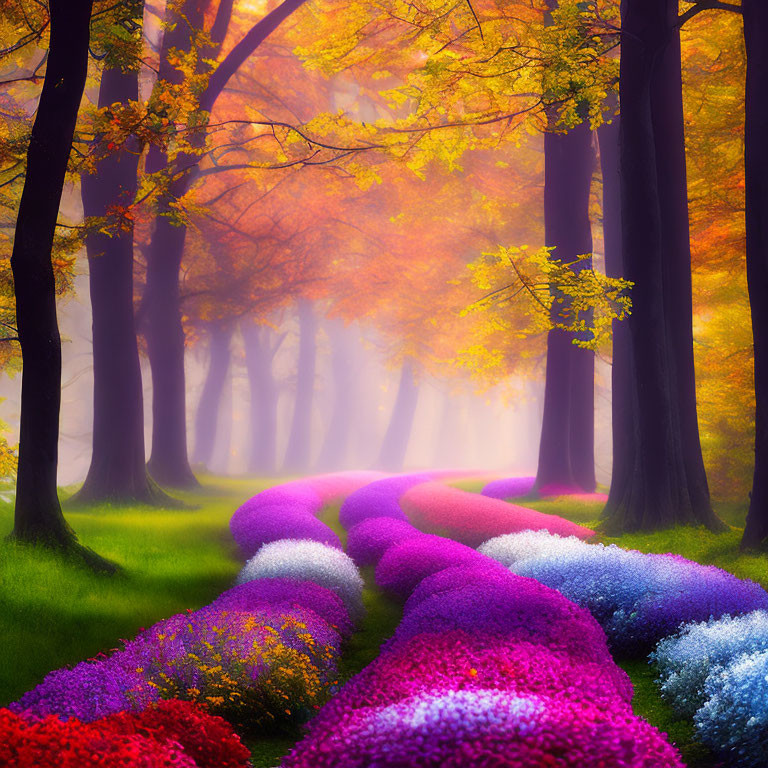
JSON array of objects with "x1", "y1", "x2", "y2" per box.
[{"x1": 0, "y1": 476, "x2": 272, "y2": 707}]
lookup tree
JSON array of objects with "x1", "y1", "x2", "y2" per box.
[
  {"x1": 141, "y1": 0, "x2": 312, "y2": 487},
  {"x1": 8, "y1": 0, "x2": 114, "y2": 568},
  {"x1": 72, "y1": 1, "x2": 176, "y2": 505},
  {"x1": 741, "y1": 0, "x2": 768, "y2": 548},
  {"x1": 535, "y1": 121, "x2": 596, "y2": 493},
  {"x1": 602, "y1": 0, "x2": 723, "y2": 533}
]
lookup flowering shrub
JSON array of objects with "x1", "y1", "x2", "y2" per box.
[
  {"x1": 478, "y1": 529, "x2": 590, "y2": 567},
  {"x1": 120, "y1": 607, "x2": 339, "y2": 728},
  {"x1": 481, "y1": 476, "x2": 536, "y2": 500},
  {"x1": 306, "y1": 630, "x2": 632, "y2": 717},
  {"x1": 346, "y1": 516, "x2": 425, "y2": 566},
  {"x1": 693, "y1": 649, "x2": 768, "y2": 767},
  {"x1": 306, "y1": 471, "x2": 387, "y2": 502},
  {"x1": 0, "y1": 707, "x2": 197, "y2": 767},
  {"x1": 481, "y1": 531, "x2": 768, "y2": 655},
  {"x1": 10, "y1": 656, "x2": 159, "y2": 722},
  {"x1": 283, "y1": 689, "x2": 682, "y2": 768},
  {"x1": 395, "y1": 578, "x2": 614, "y2": 666},
  {"x1": 231, "y1": 507, "x2": 343, "y2": 559},
  {"x1": 98, "y1": 700, "x2": 251, "y2": 768},
  {"x1": 338, "y1": 473, "x2": 431, "y2": 529},
  {"x1": 653, "y1": 610, "x2": 768, "y2": 716},
  {"x1": 401, "y1": 482, "x2": 594, "y2": 546},
  {"x1": 375, "y1": 535, "x2": 491, "y2": 600},
  {"x1": 237, "y1": 539, "x2": 365, "y2": 621},
  {"x1": 212, "y1": 578, "x2": 354, "y2": 639}
]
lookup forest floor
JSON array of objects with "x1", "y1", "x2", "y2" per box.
[{"x1": 1, "y1": 475, "x2": 765, "y2": 767}]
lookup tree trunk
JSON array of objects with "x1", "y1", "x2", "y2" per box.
[
  {"x1": 9, "y1": 0, "x2": 112, "y2": 568},
  {"x1": 535, "y1": 122, "x2": 596, "y2": 492},
  {"x1": 652, "y1": 6, "x2": 714, "y2": 520},
  {"x1": 316, "y1": 319, "x2": 355, "y2": 471},
  {"x1": 144, "y1": 209, "x2": 198, "y2": 487},
  {"x1": 283, "y1": 300, "x2": 317, "y2": 473},
  {"x1": 243, "y1": 323, "x2": 279, "y2": 474},
  {"x1": 602, "y1": 0, "x2": 722, "y2": 533},
  {"x1": 376, "y1": 358, "x2": 420, "y2": 472},
  {"x1": 598, "y1": 116, "x2": 633, "y2": 501},
  {"x1": 72, "y1": 60, "x2": 171, "y2": 505},
  {"x1": 192, "y1": 324, "x2": 234, "y2": 469},
  {"x1": 741, "y1": 0, "x2": 768, "y2": 549}
]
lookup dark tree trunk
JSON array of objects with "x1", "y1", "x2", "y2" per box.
[
  {"x1": 316, "y1": 319, "x2": 355, "y2": 471},
  {"x1": 535, "y1": 122, "x2": 596, "y2": 492},
  {"x1": 144, "y1": 208, "x2": 198, "y2": 487},
  {"x1": 192, "y1": 324, "x2": 234, "y2": 468},
  {"x1": 140, "y1": 0, "x2": 308, "y2": 488},
  {"x1": 9, "y1": 0, "x2": 112, "y2": 567},
  {"x1": 602, "y1": 0, "x2": 722, "y2": 533},
  {"x1": 652, "y1": 8, "x2": 714, "y2": 520},
  {"x1": 243, "y1": 323, "x2": 279, "y2": 474},
  {"x1": 376, "y1": 358, "x2": 420, "y2": 472},
  {"x1": 598, "y1": 116, "x2": 633, "y2": 501},
  {"x1": 72, "y1": 60, "x2": 171, "y2": 505},
  {"x1": 283, "y1": 300, "x2": 317, "y2": 473},
  {"x1": 742, "y1": 0, "x2": 768, "y2": 549}
]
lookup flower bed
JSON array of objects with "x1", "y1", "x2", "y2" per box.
[
  {"x1": 401, "y1": 481, "x2": 595, "y2": 547},
  {"x1": 481, "y1": 476, "x2": 608, "y2": 502},
  {"x1": 283, "y1": 477, "x2": 683, "y2": 768},
  {"x1": 480, "y1": 531, "x2": 768, "y2": 656},
  {"x1": 653, "y1": 610, "x2": 768, "y2": 767},
  {"x1": 1, "y1": 700, "x2": 250, "y2": 768}
]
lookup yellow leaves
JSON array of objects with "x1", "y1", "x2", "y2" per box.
[{"x1": 456, "y1": 243, "x2": 631, "y2": 385}]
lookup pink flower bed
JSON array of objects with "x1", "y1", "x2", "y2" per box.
[{"x1": 401, "y1": 481, "x2": 595, "y2": 547}]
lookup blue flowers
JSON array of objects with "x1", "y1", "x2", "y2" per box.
[
  {"x1": 653, "y1": 610, "x2": 768, "y2": 767},
  {"x1": 481, "y1": 531, "x2": 768, "y2": 655}
]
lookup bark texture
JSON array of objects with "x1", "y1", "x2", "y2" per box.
[
  {"x1": 535, "y1": 122, "x2": 596, "y2": 493},
  {"x1": 74, "y1": 63, "x2": 170, "y2": 505},
  {"x1": 741, "y1": 0, "x2": 768, "y2": 549},
  {"x1": 602, "y1": 0, "x2": 722, "y2": 532},
  {"x1": 9, "y1": 0, "x2": 113, "y2": 564}
]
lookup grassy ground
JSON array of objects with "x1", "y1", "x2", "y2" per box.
[{"x1": 0, "y1": 476, "x2": 269, "y2": 707}]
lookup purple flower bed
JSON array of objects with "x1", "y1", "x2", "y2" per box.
[
  {"x1": 12, "y1": 475, "x2": 372, "y2": 735},
  {"x1": 346, "y1": 517, "x2": 425, "y2": 567},
  {"x1": 375, "y1": 535, "x2": 492, "y2": 600},
  {"x1": 338, "y1": 473, "x2": 433, "y2": 528},
  {"x1": 481, "y1": 476, "x2": 536, "y2": 499}
]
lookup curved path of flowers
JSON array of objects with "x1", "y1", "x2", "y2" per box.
[
  {"x1": 6, "y1": 471, "x2": 767, "y2": 766},
  {"x1": 280, "y1": 473, "x2": 682, "y2": 767},
  {"x1": 5, "y1": 472, "x2": 380, "y2": 766}
]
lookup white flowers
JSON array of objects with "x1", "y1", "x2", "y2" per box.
[{"x1": 237, "y1": 538, "x2": 365, "y2": 621}]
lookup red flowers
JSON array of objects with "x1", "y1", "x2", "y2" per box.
[{"x1": 0, "y1": 700, "x2": 251, "y2": 768}]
